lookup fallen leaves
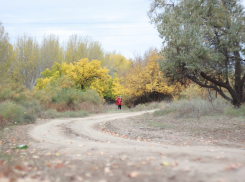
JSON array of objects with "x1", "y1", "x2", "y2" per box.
[
  {"x1": 171, "y1": 161, "x2": 178, "y2": 167},
  {"x1": 92, "y1": 166, "x2": 98, "y2": 170},
  {"x1": 76, "y1": 176, "x2": 83, "y2": 181},
  {"x1": 85, "y1": 173, "x2": 91, "y2": 177},
  {"x1": 45, "y1": 162, "x2": 65, "y2": 169},
  {"x1": 100, "y1": 152, "x2": 104, "y2": 156},
  {"x1": 128, "y1": 171, "x2": 139, "y2": 178},
  {"x1": 161, "y1": 162, "x2": 169, "y2": 166},
  {"x1": 54, "y1": 163, "x2": 65, "y2": 169},
  {"x1": 45, "y1": 162, "x2": 51, "y2": 167},
  {"x1": 215, "y1": 156, "x2": 224, "y2": 160},
  {"x1": 225, "y1": 163, "x2": 243, "y2": 170},
  {"x1": 193, "y1": 158, "x2": 201, "y2": 161},
  {"x1": 104, "y1": 167, "x2": 111, "y2": 173},
  {"x1": 120, "y1": 155, "x2": 127, "y2": 161},
  {"x1": 14, "y1": 165, "x2": 26, "y2": 171}
]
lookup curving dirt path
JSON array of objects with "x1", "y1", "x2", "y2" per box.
[{"x1": 29, "y1": 111, "x2": 245, "y2": 182}]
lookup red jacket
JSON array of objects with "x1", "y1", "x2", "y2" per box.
[{"x1": 116, "y1": 98, "x2": 122, "y2": 105}]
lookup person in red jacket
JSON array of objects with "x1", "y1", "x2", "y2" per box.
[{"x1": 116, "y1": 96, "x2": 122, "y2": 110}]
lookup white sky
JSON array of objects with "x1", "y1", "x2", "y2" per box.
[{"x1": 1, "y1": 0, "x2": 245, "y2": 59}]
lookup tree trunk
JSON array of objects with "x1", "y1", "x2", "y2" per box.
[{"x1": 233, "y1": 51, "x2": 243, "y2": 107}]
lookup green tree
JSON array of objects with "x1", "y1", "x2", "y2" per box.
[
  {"x1": 101, "y1": 51, "x2": 132, "y2": 76},
  {"x1": 0, "y1": 22, "x2": 15, "y2": 83},
  {"x1": 149, "y1": 0, "x2": 245, "y2": 107},
  {"x1": 40, "y1": 35, "x2": 64, "y2": 70},
  {"x1": 64, "y1": 34, "x2": 104, "y2": 63},
  {"x1": 13, "y1": 35, "x2": 40, "y2": 90}
]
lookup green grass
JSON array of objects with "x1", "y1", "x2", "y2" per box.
[
  {"x1": 224, "y1": 104, "x2": 245, "y2": 116},
  {"x1": 40, "y1": 109, "x2": 89, "y2": 119}
]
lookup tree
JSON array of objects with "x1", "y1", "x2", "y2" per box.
[
  {"x1": 13, "y1": 35, "x2": 40, "y2": 90},
  {"x1": 64, "y1": 34, "x2": 104, "y2": 63},
  {"x1": 67, "y1": 58, "x2": 110, "y2": 91},
  {"x1": 101, "y1": 52, "x2": 132, "y2": 76},
  {"x1": 122, "y1": 48, "x2": 178, "y2": 103},
  {"x1": 0, "y1": 22, "x2": 15, "y2": 83},
  {"x1": 149, "y1": 0, "x2": 245, "y2": 107},
  {"x1": 35, "y1": 58, "x2": 120, "y2": 99},
  {"x1": 40, "y1": 35, "x2": 64, "y2": 70}
]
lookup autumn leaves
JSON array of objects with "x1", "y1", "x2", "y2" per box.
[
  {"x1": 35, "y1": 58, "x2": 122, "y2": 101},
  {"x1": 35, "y1": 49, "x2": 179, "y2": 105}
]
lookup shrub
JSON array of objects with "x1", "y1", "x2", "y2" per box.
[
  {"x1": 0, "y1": 101, "x2": 36, "y2": 124},
  {"x1": 82, "y1": 89, "x2": 103, "y2": 105},
  {"x1": 20, "y1": 100, "x2": 42, "y2": 114},
  {"x1": 41, "y1": 109, "x2": 59, "y2": 119},
  {"x1": 0, "y1": 83, "x2": 33, "y2": 102},
  {"x1": 34, "y1": 86, "x2": 103, "y2": 112}
]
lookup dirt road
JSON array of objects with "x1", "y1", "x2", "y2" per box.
[{"x1": 29, "y1": 111, "x2": 245, "y2": 182}]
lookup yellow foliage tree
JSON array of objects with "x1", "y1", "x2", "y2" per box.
[
  {"x1": 122, "y1": 49, "x2": 180, "y2": 102},
  {"x1": 35, "y1": 58, "x2": 124, "y2": 100},
  {"x1": 67, "y1": 58, "x2": 110, "y2": 90}
]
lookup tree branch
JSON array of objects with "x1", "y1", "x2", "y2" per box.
[
  {"x1": 186, "y1": 74, "x2": 232, "y2": 102},
  {"x1": 200, "y1": 72, "x2": 228, "y2": 88}
]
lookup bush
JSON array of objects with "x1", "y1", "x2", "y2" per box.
[
  {"x1": 0, "y1": 101, "x2": 36, "y2": 124},
  {"x1": 34, "y1": 86, "x2": 103, "y2": 111},
  {"x1": 20, "y1": 100, "x2": 42, "y2": 114},
  {"x1": 154, "y1": 98, "x2": 230, "y2": 118},
  {"x1": 41, "y1": 109, "x2": 59, "y2": 119},
  {"x1": 0, "y1": 83, "x2": 33, "y2": 102}
]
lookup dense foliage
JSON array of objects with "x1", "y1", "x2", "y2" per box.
[
  {"x1": 149, "y1": 0, "x2": 245, "y2": 107},
  {"x1": 0, "y1": 20, "x2": 184, "y2": 117},
  {"x1": 122, "y1": 49, "x2": 181, "y2": 104}
]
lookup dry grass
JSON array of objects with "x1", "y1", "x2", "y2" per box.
[{"x1": 155, "y1": 98, "x2": 230, "y2": 118}]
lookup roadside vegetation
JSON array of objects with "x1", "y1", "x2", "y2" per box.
[
  {"x1": 0, "y1": 0, "x2": 244, "y2": 142},
  {"x1": 0, "y1": 22, "x2": 178, "y2": 129},
  {"x1": 1, "y1": 0, "x2": 245, "y2": 181},
  {"x1": 154, "y1": 84, "x2": 245, "y2": 118}
]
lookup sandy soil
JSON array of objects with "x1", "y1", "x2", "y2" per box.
[{"x1": 1, "y1": 110, "x2": 245, "y2": 182}]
